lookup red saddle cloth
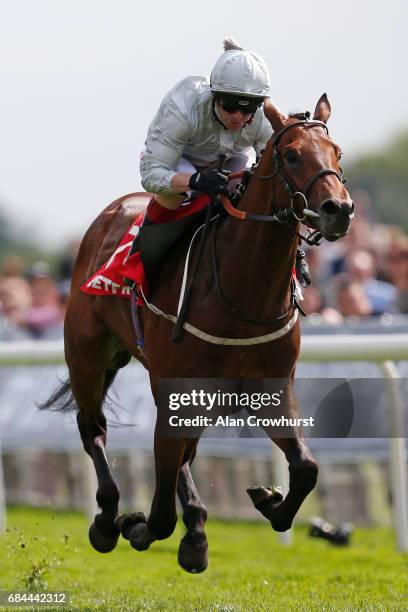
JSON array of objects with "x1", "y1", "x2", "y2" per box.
[{"x1": 80, "y1": 194, "x2": 211, "y2": 304}]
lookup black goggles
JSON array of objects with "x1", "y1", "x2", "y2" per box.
[{"x1": 216, "y1": 95, "x2": 263, "y2": 115}]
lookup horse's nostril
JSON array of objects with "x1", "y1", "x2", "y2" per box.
[{"x1": 320, "y1": 200, "x2": 340, "y2": 216}]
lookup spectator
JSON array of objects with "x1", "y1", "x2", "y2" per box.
[
  {"x1": 346, "y1": 250, "x2": 397, "y2": 315},
  {"x1": 14, "y1": 261, "x2": 63, "y2": 338},
  {"x1": 335, "y1": 276, "x2": 373, "y2": 317},
  {"x1": 384, "y1": 234, "x2": 408, "y2": 313},
  {"x1": 0, "y1": 255, "x2": 32, "y2": 321},
  {"x1": 301, "y1": 285, "x2": 343, "y2": 325}
]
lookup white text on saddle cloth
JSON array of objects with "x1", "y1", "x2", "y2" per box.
[{"x1": 87, "y1": 274, "x2": 132, "y2": 296}]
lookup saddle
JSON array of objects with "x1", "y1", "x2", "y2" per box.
[{"x1": 80, "y1": 194, "x2": 218, "y2": 303}]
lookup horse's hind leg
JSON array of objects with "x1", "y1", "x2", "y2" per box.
[
  {"x1": 116, "y1": 428, "x2": 187, "y2": 552},
  {"x1": 70, "y1": 365, "x2": 122, "y2": 552},
  {"x1": 177, "y1": 440, "x2": 208, "y2": 573}
]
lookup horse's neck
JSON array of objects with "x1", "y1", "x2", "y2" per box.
[{"x1": 215, "y1": 145, "x2": 298, "y2": 317}]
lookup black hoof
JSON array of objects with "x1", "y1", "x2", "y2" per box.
[
  {"x1": 247, "y1": 485, "x2": 284, "y2": 509},
  {"x1": 247, "y1": 485, "x2": 293, "y2": 532},
  {"x1": 129, "y1": 521, "x2": 156, "y2": 551},
  {"x1": 178, "y1": 531, "x2": 208, "y2": 574},
  {"x1": 89, "y1": 521, "x2": 119, "y2": 553},
  {"x1": 114, "y1": 512, "x2": 147, "y2": 540}
]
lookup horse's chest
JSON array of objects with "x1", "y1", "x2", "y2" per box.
[
  {"x1": 232, "y1": 351, "x2": 288, "y2": 378},
  {"x1": 190, "y1": 346, "x2": 296, "y2": 378}
]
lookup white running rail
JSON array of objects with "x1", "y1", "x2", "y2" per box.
[{"x1": 0, "y1": 336, "x2": 406, "y2": 551}]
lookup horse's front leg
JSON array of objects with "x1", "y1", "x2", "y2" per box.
[
  {"x1": 177, "y1": 440, "x2": 208, "y2": 573},
  {"x1": 116, "y1": 427, "x2": 187, "y2": 551},
  {"x1": 248, "y1": 437, "x2": 318, "y2": 531},
  {"x1": 247, "y1": 386, "x2": 318, "y2": 532}
]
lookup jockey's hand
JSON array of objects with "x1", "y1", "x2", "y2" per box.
[{"x1": 189, "y1": 169, "x2": 229, "y2": 197}]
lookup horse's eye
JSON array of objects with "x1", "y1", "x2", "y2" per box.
[{"x1": 284, "y1": 150, "x2": 299, "y2": 165}]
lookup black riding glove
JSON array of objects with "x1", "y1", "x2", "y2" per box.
[{"x1": 188, "y1": 169, "x2": 229, "y2": 197}]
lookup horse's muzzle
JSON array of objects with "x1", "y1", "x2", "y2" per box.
[{"x1": 318, "y1": 199, "x2": 354, "y2": 242}]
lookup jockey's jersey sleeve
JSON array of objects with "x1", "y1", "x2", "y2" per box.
[{"x1": 140, "y1": 76, "x2": 273, "y2": 195}]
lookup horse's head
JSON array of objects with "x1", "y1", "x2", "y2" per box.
[{"x1": 263, "y1": 94, "x2": 354, "y2": 242}]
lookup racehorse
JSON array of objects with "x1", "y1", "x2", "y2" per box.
[{"x1": 42, "y1": 95, "x2": 353, "y2": 573}]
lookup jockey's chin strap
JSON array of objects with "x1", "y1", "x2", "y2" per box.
[{"x1": 220, "y1": 115, "x2": 348, "y2": 247}]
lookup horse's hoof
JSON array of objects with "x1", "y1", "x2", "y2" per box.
[
  {"x1": 178, "y1": 531, "x2": 208, "y2": 574},
  {"x1": 114, "y1": 512, "x2": 147, "y2": 541},
  {"x1": 247, "y1": 485, "x2": 283, "y2": 509},
  {"x1": 89, "y1": 521, "x2": 119, "y2": 553},
  {"x1": 129, "y1": 520, "x2": 156, "y2": 551},
  {"x1": 247, "y1": 485, "x2": 293, "y2": 530}
]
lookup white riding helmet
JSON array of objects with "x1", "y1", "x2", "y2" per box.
[{"x1": 210, "y1": 38, "x2": 271, "y2": 98}]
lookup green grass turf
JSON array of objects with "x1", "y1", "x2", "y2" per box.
[{"x1": 0, "y1": 506, "x2": 407, "y2": 611}]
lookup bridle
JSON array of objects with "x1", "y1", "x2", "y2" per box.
[
  {"x1": 209, "y1": 115, "x2": 351, "y2": 326},
  {"x1": 220, "y1": 114, "x2": 349, "y2": 247}
]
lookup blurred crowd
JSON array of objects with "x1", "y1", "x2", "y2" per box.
[
  {"x1": 0, "y1": 242, "x2": 78, "y2": 341},
  {"x1": 301, "y1": 190, "x2": 408, "y2": 324},
  {"x1": 0, "y1": 190, "x2": 407, "y2": 340}
]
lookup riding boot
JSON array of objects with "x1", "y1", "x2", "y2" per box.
[
  {"x1": 124, "y1": 196, "x2": 181, "y2": 288},
  {"x1": 128, "y1": 196, "x2": 178, "y2": 256}
]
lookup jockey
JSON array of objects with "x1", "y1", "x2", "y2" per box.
[{"x1": 138, "y1": 37, "x2": 273, "y2": 228}]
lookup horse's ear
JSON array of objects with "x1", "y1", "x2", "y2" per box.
[
  {"x1": 313, "y1": 93, "x2": 331, "y2": 124},
  {"x1": 263, "y1": 99, "x2": 286, "y2": 131}
]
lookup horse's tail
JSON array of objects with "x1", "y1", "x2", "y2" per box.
[
  {"x1": 38, "y1": 370, "x2": 119, "y2": 413},
  {"x1": 38, "y1": 378, "x2": 76, "y2": 413}
]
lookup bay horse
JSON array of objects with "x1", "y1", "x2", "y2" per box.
[{"x1": 43, "y1": 94, "x2": 353, "y2": 573}]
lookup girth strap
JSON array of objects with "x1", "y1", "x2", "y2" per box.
[{"x1": 141, "y1": 288, "x2": 299, "y2": 346}]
